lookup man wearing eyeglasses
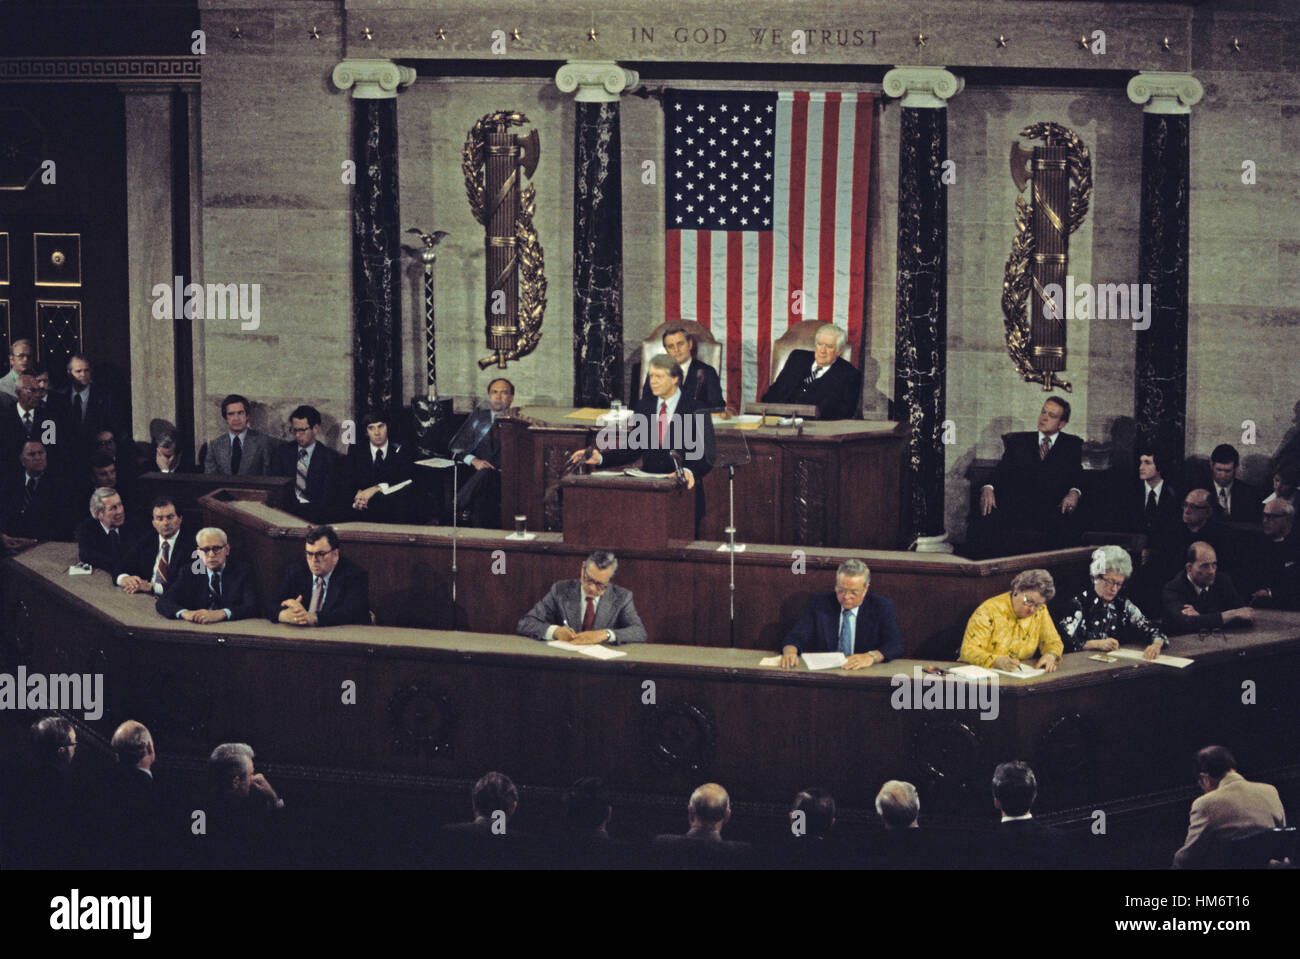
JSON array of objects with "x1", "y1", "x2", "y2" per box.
[
  {"x1": 156, "y1": 526, "x2": 260, "y2": 623},
  {"x1": 779, "y1": 559, "x2": 903, "y2": 670},
  {"x1": 271, "y1": 525, "x2": 371, "y2": 627},
  {"x1": 516, "y1": 550, "x2": 646, "y2": 645},
  {"x1": 270, "y1": 404, "x2": 344, "y2": 523}
]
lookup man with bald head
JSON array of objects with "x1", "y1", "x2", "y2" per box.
[
  {"x1": 1161, "y1": 542, "x2": 1255, "y2": 635},
  {"x1": 107, "y1": 719, "x2": 172, "y2": 865},
  {"x1": 653, "y1": 782, "x2": 753, "y2": 866},
  {"x1": 156, "y1": 526, "x2": 260, "y2": 623}
]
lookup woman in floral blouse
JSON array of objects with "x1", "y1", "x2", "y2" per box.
[{"x1": 1058, "y1": 545, "x2": 1167, "y2": 660}]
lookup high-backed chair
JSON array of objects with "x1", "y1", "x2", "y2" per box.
[
  {"x1": 635, "y1": 320, "x2": 723, "y2": 398},
  {"x1": 769, "y1": 320, "x2": 853, "y2": 385}
]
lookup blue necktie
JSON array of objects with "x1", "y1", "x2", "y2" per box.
[{"x1": 838, "y1": 610, "x2": 854, "y2": 657}]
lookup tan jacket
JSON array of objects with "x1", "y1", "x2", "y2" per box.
[{"x1": 1173, "y1": 771, "x2": 1286, "y2": 868}]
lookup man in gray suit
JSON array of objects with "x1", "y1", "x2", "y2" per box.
[
  {"x1": 203, "y1": 394, "x2": 276, "y2": 476},
  {"x1": 516, "y1": 550, "x2": 647, "y2": 645}
]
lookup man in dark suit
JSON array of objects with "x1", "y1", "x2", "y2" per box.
[
  {"x1": 987, "y1": 761, "x2": 1070, "y2": 868},
  {"x1": 203, "y1": 742, "x2": 286, "y2": 867},
  {"x1": 779, "y1": 559, "x2": 903, "y2": 669},
  {"x1": 270, "y1": 404, "x2": 343, "y2": 523},
  {"x1": 1127, "y1": 446, "x2": 1183, "y2": 613},
  {"x1": 346, "y1": 409, "x2": 420, "y2": 523},
  {"x1": 1209, "y1": 444, "x2": 1263, "y2": 525},
  {"x1": 1161, "y1": 542, "x2": 1255, "y2": 635},
  {"x1": 57, "y1": 354, "x2": 124, "y2": 448},
  {"x1": 573, "y1": 355, "x2": 716, "y2": 527},
  {"x1": 640, "y1": 326, "x2": 725, "y2": 412},
  {"x1": 156, "y1": 526, "x2": 260, "y2": 623},
  {"x1": 867, "y1": 779, "x2": 950, "y2": 868},
  {"x1": 973, "y1": 396, "x2": 1083, "y2": 556},
  {"x1": 203, "y1": 393, "x2": 275, "y2": 476},
  {"x1": 150, "y1": 431, "x2": 193, "y2": 474},
  {"x1": 516, "y1": 550, "x2": 647, "y2": 645},
  {"x1": 546, "y1": 776, "x2": 629, "y2": 868},
  {"x1": 1173, "y1": 746, "x2": 1287, "y2": 869},
  {"x1": 452, "y1": 378, "x2": 515, "y2": 527},
  {"x1": 652, "y1": 782, "x2": 753, "y2": 867},
  {"x1": 1, "y1": 372, "x2": 64, "y2": 470},
  {"x1": 75, "y1": 487, "x2": 132, "y2": 571},
  {"x1": 761, "y1": 323, "x2": 861, "y2": 420},
  {"x1": 438, "y1": 771, "x2": 534, "y2": 868},
  {"x1": 107, "y1": 720, "x2": 172, "y2": 867},
  {"x1": 1, "y1": 440, "x2": 72, "y2": 547},
  {"x1": 773, "y1": 787, "x2": 851, "y2": 868},
  {"x1": 1245, "y1": 500, "x2": 1300, "y2": 610},
  {"x1": 114, "y1": 496, "x2": 195, "y2": 598},
  {"x1": 271, "y1": 525, "x2": 371, "y2": 627}
]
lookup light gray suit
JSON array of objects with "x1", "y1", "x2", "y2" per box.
[
  {"x1": 516, "y1": 579, "x2": 647, "y2": 644},
  {"x1": 1172, "y1": 771, "x2": 1287, "y2": 868},
  {"x1": 204, "y1": 428, "x2": 276, "y2": 476}
]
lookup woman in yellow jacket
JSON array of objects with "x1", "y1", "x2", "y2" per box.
[{"x1": 960, "y1": 569, "x2": 1064, "y2": 672}]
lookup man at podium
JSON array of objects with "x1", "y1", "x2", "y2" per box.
[{"x1": 570, "y1": 354, "x2": 715, "y2": 521}]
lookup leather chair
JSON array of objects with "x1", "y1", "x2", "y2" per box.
[
  {"x1": 635, "y1": 320, "x2": 722, "y2": 399},
  {"x1": 769, "y1": 320, "x2": 853, "y2": 385}
]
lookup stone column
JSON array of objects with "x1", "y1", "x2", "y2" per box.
[
  {"x1": 1127, "y1": 72, "x2": 1203, "y2": 479},
  {"x1": 883, "y1": 66, "x2": 963, "y2": 552},
  {"x1": 332, "y1": 59, "x2": 415, "y2": 417},
  {"x1": 555, "y1": 61, "x2": 639, "y2": 406}
]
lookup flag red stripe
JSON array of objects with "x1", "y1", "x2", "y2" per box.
[
  {"x1": 695, "y1": 231, "x2": 711, "y2": 323},
  {"x1": 666, "y1": 229, "x2": 682, "y2": 321},
  {"x1": 817, "y1": 93, "x2": 841, "y2": 319},
  {"x1": 756, "y1": 230, "x2": 774, "y2": 399},
  {"x1": 725, "y1": 232, "x2": 744, "y2": 410},
  {"x1": 785, "y1": 92, "x2": 810, "y2": 327},
  {"x1": 846, "y1": 93, "x2": 873, "y2": 350}
]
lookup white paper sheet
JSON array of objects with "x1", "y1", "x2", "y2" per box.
[
  {"x1": 801, "y1": 652, "x2": 847, "y2": 670},
  {"x1": 545, "y1": 640, "x2": 627, "y2": 660},
  {"x1": 415, "y1": 457, "x2": 455, "y2": 469},
  {"x1": 1109, "y1": 648, "x2": 1194, "y2": 668},
  {"x1": 759, "y1": 656, "x2": 782, "y2": 667},
  {"x1": 377, "y1": 479, "x2": 412, "y2": 495}
]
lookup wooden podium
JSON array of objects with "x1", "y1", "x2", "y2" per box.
[{"x1": 560, "y1": 472, "x2": 694, "y2": 549}]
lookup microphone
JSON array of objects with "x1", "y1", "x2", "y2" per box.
[{"x1": 669, "y1": 450, "x2": 687, "y2": 486}]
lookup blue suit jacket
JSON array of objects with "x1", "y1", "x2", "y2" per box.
[{"x1": 784, "y1": 591, "x2": 903, "y2": 660}]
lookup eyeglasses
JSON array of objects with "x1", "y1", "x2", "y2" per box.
[
  {"x1": 1095, "y1": 576, "x2": 1125, "y2": 590},
  {"x1": 580, "y1": 571, "x2": 611, "y2": 593},
  {"x1": 305, "y1": 547, "x2": 337, "y2": 559},
  {"x1": 1016, "y1": 594, "x2": 1045, "y2": 611},
  {"x1": 835, "y1": 586, "x2": 867, "y2": 598},
  {"x1": 196, "y1": 545, "x2": 228, "y2": 555}
]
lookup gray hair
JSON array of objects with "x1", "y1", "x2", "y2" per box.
[
  {"x1": 88, "y1": 486, "x2": 119, "y2": 517},
  {"x1": 208, "y1": 742, "x2": 254, "y2": 787},
  {"x1": 1010, "y1": 568, "x2": 1055, "y2": 601},
  {"x1": 815, "y1": 323, "x2": 846, "y2": 352},
  {"x1": 1265, "y1": 500, "x2": 1295, "y2": 518},
  {"x1": 585, "y1": 550, "x2": 618, "y2": 574},
  {"x1": 875, "y1": 780, "x2": 920, "y2": 829},
  {"x1": 1090, "y1": 545, "x2": 1133, "y2": 580},
  {"x1": 836, "y1": 558, "x2": 870, "y2": 584},
  {"x1": 647, "y1": 353, "x2": 684, "y2": 384},
  {"x1": 196, "y1": 527, "x2": 229, "y2": 546}
]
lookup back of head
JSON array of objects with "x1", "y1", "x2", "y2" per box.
[
  {"x1": 688, "y1": 782, "x2": 730, "y2": 827},
  {"x1": 111, "y1": 720, "x2": 153, "y2": 767},
  {"x1": 563, "y1": 776, "x2": 611, "y2": 830},
  {"x1": 791, "y1": 787, "x2": 836, "y2": 838},
  {"x1": 875, "y1": 780, "x2": 920, "y2": 830},
  {"x1": 472, "y1": 771, "x2": 519, "y2": 820},
  {"x1": 32, "y1": 716, "x2": 74, "y2": 767},
  {"x1": 1196, "y1": 745, "x2": 1236, "y2": 780},
  {"x1": 208, "y1": 742, "x2": 253, "y2": 794},
  {"x1": 992, "y1": 761, "x2": 1038, "y2": 816}
]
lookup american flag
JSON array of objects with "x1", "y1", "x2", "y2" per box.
[{"x1": 665, "y1": 89, "x2": 875, "y2": 408}]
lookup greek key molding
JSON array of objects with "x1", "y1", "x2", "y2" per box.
[{"x1": 0, "y1": 56, "x2": 201, "y2": 84}]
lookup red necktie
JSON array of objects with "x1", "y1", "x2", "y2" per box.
[
  {"x1": 156, "y1": 540, "x2": 170, "y2": 585},
  {"x1": 1039, "y1": 436, "x2": 1051, "y2": 461},
  {"x1": 658, "y1": 401, "x2": 668, "y2": 446},
  {"x1": 582, "y1": 597, "x2": 596, "y2": 632}
]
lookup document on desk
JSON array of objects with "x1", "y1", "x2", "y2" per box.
[
  {"x1": 377, "y1": 480, "x2": 412, "y2": 495},
  {"x1": 951, "y1": 663, "x2": 1039, "y2": 679},
  {"x1": 546, "y1": 640, "x2": 627, "y2": 660},
  {"x1": 415, "y1": 457, "x2": 455, "y2": 469},
  {"x1": 802, "y1": 652, "x2": 847, "y2": 670},
  {"x1": 564, "y1": 408, "x2": 609, "y2": 422},
  {"x1": 1109, "y1": 648, "x2": 1194, "y2": 668},
  {"x1": 759, "y1": 655, "x2": 782, "y2": 667}
]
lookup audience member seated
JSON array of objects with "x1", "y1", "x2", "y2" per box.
[
  {"x1": 452, "y1": 378, "x2": 515, "y2": 528},
  {"x1": 779, "y1": 558, "x2": 902, "y2": 670},
  {"x1": 156, "y1": 526, "x2": 260, "y2": 623},
  {"x1": 114, "y1": 496, "x2": 195, "y2": 597},
  {"x1": 773, "y1": 787, "x2": 848, "y2": 868},
  {"x1": 439, "y1": 770, "x2": 531, "y2": 868},
  {"x1": 0, "y1": 337, "x2": 33, "y2": 400},
  {"x1": 550, "y1": 776, "x2": 628, "y2": 869},
  {"x1": 1, "y1": 371, "x2": 56, "y2": 469},
  {"x1": 1130, "y1": 446, "x2": 1181, "y2": 542},
  {"x1": 57, "y1": 354, "x2": 124, "y2": 450},
  {"x1": 1160, "y1": 542, "x2": 1254, "y2": 636},
  {"x1": 151, "y1": 430, "x2": 192, "y2": 474},
  {"x1": 76, "y1": 486, "x2": 133, "y2": 571},
  {"x1": 652, "y1": 782, "x2": 753, "y2": 868},
  {"x1": 1, "y1": 440, "x2": 73, "y2": 549},
  {"x1": 204, "y1": 393, "x2": 274, "y2": 476},
  {"x1": 970, "y1": 396, "x2": 1082, "y2": 556},
  {"x1": 108, "y1": 720, "x2": 173, "y2": 867},
  {"x1": 1058, "y1": 545, "x2": 1169, "y2": 661},
  {"x1": 640, "y1": 326, "x2": 725, "y2": 412},
  {"x1": 8, "y1": 717, "x2": 88, "y2": 867},
  {"x1": 85, "y1": 441, "x2": 139, "y2": 514},
  {"x1": 867, "y1": 779, "x2": 947, "y2": 869},
  {"x1": 959, "y1": 569, "x2": 1063, "y2": 672},
  {"x1": 516, "y1": 550, "x2": 647, "y2": 645},
  {"x1": 271, "y1": 524, "x2": 371, "y2": 627},
  {"x1": 1263, "y1": 457, "x2": 1299, "y2": 510},
  {"x1": 760, "y1": 322, "x2": 861, "y2": 419},
  {"x1": 1141, "y1": 489, "x2": 1233, "y2": 609},
  {"x1": 1173, "y1": 745, "x2": 1286, "y2": 869},
  {"x1": 271, "y1": 404, "x2": 344, "y2": 523},
  {"x1": 987, "y1": 761, "x2": 1070, "y2": 868},
  {"x1": 346, "y1": 408, "x2": 420, "y2": 523},
  {"x1": 202, "y1": 742, "x2": 286, "y2": 867},
  {"x1": 1244, "y1": 500, "x2": 1300, "y2": 610},
  {"x1": 1208, "y1": 444, "x2": 1262, "y2": 524}
]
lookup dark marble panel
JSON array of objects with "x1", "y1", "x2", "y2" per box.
[
  {"x1": 572, "y1": 100, "x2": 624, "y2": 407},
  {"x1": 893, "y1": 107, "x2": 949, "y2": 540},
  {"x1": 352, "y1": 99, "x2": 403, "y2": 418},
  {"x1": 1135, "y1": 114, "x2": 1190, "y2": 478}
]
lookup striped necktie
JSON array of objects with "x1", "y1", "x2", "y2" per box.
[{"x1": 296, "y1": 448, "x2": 309, "y2": 501}]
